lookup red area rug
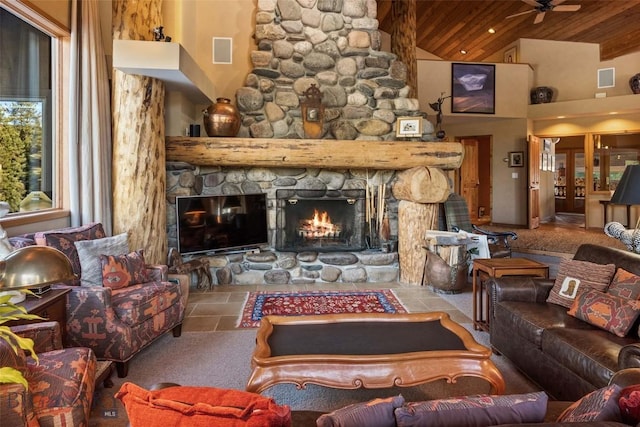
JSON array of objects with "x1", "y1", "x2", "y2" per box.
[{"x1": 238, "y1": 289, "x2": 408, "y2": 328}]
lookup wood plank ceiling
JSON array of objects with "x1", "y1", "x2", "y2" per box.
[{"x1": 377, "y1": 0, "x2": 640, "y2": 62}]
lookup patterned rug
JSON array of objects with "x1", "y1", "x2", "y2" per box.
[{"x1": 238, "y1": 289, "x2": 408, "y2": 328}]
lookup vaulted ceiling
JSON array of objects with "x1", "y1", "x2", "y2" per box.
[{"x1": 377, "y1": 0, "x2": 640, "y2": 62}]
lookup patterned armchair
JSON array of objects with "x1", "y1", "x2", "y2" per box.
[
  {"x1": 9, "y1": 223, "x2": 188, "y2": 378},
  {"x1": 0, "y1": 322, "x2": 96, "y2": 427}
]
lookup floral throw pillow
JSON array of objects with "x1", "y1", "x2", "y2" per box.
[
  {"x1": 546, "y1": 259, "x2": 616, "y2": 308},
  {"x1": 568, "y1": 289, "x2": 640, "y2": 337},
  {"x1": 100, "y1": 250, "x2": 149, "y2": 290}
]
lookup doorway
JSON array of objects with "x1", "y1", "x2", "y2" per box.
[
  {"x1": 457, "y1": 136, "x2": 492, "y2": 224},
  {"x1": 554, "y1": 141, "x2": 585, "y2": 216}
]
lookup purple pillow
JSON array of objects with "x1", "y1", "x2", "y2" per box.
[
  {"x1": 394, "y1": 392, "x2": 548, "y2": 427},
  {"x1": 316, "y1": 395, "x2": 404, "y2": 427}
]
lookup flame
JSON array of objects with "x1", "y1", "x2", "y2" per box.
[{"x1": 299, "y1": 209, "x2": 341, "y2": 238}]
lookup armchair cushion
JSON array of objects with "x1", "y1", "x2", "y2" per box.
[
  {"x1": 34, "y1": 222, "x2": 106, "y2": 277},
  {"x1": 74, "y1": 232, "x2": 129, "y2": 286},
  {"x1": 111, "y1": 281, "x2": 182, "y2": 326},
  {"x1": 100, "y1": 250, "x2": 149, "y2": 289}
]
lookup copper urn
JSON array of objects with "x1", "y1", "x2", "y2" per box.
[{"x1": 202, "y1": 97, "x2": 241, "y2": 137}]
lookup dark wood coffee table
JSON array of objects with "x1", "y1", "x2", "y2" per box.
[{"x1": 246, "y1": 312, "x2": 505, "y2": 394}]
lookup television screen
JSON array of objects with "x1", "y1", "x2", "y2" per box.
[{"x1": 176, "y1": 193, "x2": 268, "y2": 255}]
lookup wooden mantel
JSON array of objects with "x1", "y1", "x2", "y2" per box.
[{"x1": 165, "y1": 137, "x2": 464, "y2": 170}]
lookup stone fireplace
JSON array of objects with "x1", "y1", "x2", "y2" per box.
[
  {"x1": 163, "y1": 1, "x2": 465, "y2": 285},
  {"x1": 166, "y1": 164, "x2": 399, "y2": 285},
  {"x1": 275, "y1": 189, "x2": 366, "y2": 252}
]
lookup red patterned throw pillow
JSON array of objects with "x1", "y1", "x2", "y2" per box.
[
  {"x1": 607, "y1": 268, "x2": 640, "y2": 300},
  {"x1": 568, "y1": 289, "x2": 640, "y2": 337},
  {"x1": 556, "y1": 384, "x2": 622, "y2": 422},
  {"x1": 546, "y1": 259, "x2": 616, "y2": 308},
  {"x1": 100, "y1": 250, "x2": 149, "y2": 289}
]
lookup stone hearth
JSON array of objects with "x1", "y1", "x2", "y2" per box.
[{"x1": 166, "y1": 163, "x2": 400, "y2": 285}]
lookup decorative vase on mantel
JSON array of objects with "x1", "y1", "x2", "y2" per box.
[
  {"x1": 630, "y1": 73, "x2": 640, "y2": 94},
  {"x1": 202, "y1": 97, "x2": 241, "y2": 137},
  {"x1": 530, "y1": 86, "x2": 554, "y2": 104}
]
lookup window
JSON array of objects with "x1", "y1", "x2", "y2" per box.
[
  {"x1": 0, "y1": 7, "x2": 56, "y2": 216},
  {"x1": 593, "y1": 133, "x2": 640, "y2": 192}
]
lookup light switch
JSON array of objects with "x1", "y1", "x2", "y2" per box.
[{"x1": 512, "y1": 172, "x2": 519, "y2": 179}]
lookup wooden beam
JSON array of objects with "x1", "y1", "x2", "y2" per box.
[
  {"x1": 165, "y1": 137, "x2": 464, "y2": 170},
  {"x1": 112, "y1": 0, "x2": 167, "y2": 264}
]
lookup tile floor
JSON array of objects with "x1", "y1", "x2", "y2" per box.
[{"x1": 182, "y1": 282, "x2": 472, "y2": 332}]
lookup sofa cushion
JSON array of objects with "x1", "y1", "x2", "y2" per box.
[
  {"x1": 541, "y1": 327, "x2": 631, "y2": 389},
  {"x1": 100, "y1": 250, "x2": 149, "y2": 290},
  {"x1": 607, "y1": 268, "x2": 640, "y2": 300},
  {"x1": 547, "y1": 259, "x2": 616, "y2": 309},
  {"x1": 111, "y1": 281, "x2": 182, "y2": 326},
  {"x1": 74, "y1": 233, "x2": 129, "y2": 287},
  {"x1": 35, "y1": 223, "x2": 106, "y2": 276},
  {"x1": 26, "y1": 347, "x2": 96, "y2": 427},
  {"x1": 556, "y1": 384, "x2": 622, "y2": 422},
  {"x1": 316, "y1": 395, "x2": 404, "y2": 427},
  {"x1": 494, "y1": 300, "x2": 591, "y2": 348},
  {"x1": 568, "y1": 289, "x2": 640, "y2": 337},
  {"x1": 394, "y1": 392, "x2": 548, "y2": 427},
  {"x1": 115, "y1": 382, "x2": 291, "y2": 427}
]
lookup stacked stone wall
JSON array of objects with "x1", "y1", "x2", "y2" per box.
[{"x1": 235, "y1": 0, "x2": 429, "y2": 140}]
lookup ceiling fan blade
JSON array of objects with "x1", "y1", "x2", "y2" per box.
[
  {"x1": 550, "y1": 0, "x2": 568, "y2": 5},
  {"x1": 534, "y1": 11, "x2": 546, "y2": 24},
  {"x1": 506, "y1": 9, "x2": 537, "y2": 19},
  {"x1": 522, "y1": 0, "x2": 540, "y2": 6},
  {"x1": 553, "y1": 5, "x2": 581, "y2": 12}
]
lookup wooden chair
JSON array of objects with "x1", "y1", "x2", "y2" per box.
[{"x1": 168, "y1": 247, "x2": 213, "y2": 290}]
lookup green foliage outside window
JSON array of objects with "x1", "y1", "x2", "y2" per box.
[{"x1": 0, "y1": 102, "x2": 43, "y2": 212}]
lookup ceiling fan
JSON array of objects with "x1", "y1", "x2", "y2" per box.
[{"x1": 506, "y1": 0, "x2": 582, "y2": 24}]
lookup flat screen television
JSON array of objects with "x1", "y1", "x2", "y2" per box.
[{"x1": 176, "y1": 193, "x2": 268, "y2": 255}]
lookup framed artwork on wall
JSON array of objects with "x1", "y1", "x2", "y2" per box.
[
  {"x1": 509, "y1": 151, "x2": 524, "y2": 167},
  {"x1": 451, "y1": 63, "x2": 495, "y2": 114}
]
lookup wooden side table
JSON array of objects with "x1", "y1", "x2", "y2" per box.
[
  {"x1": 7, "y1": 288, "x2": 70, "y2": 341},
  {"x1": 472, "y1": 258, "x2": 549, "y2": 332}
]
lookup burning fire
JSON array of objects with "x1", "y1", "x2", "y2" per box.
[{"x1": 299, "y1": 209, "x2": 341, "y2": 238}]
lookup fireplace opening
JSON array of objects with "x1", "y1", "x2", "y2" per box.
[{"x1": 276, "y1": 189, "x2": 366, "y2": 252}]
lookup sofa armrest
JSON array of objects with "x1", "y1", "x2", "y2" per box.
[
  {"x1": 489, "y1": 276, "x2": 555, "y2": 303},
  {"x1": 609, "y1": 368, "x2": 640, "y2": 388},
  {"x1": 618, "y1": 344, "x2": 640, "y2": 370},
  {"x1": 11, "y1": 321, "x2": 62, "y2": 353}
]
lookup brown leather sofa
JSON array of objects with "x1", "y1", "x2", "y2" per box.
[{"x1": 490, "y1": 244, "x2": 640, "y2": 402}]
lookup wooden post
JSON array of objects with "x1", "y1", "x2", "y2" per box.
[
  {"x1": 391, "y1": 0, "x2": 417, "y2": 98},
  {"x1": 112, "y1": 0, "x2": 167, "y2": 264},
  {"x1": 398, "y1": 200, "x2": 439, "y2": 285}
]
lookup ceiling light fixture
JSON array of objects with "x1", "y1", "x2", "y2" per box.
[
  {"x1": 460, "y1": 49, "x2": 467, "y2": 55},
  {"x1": 488, "y1": 28, "x2": 496, "y2": 34},
  {"x1": 557, "y1": 116, "x2": 566, "y2": 119}
]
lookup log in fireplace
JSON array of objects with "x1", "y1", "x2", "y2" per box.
[{"x1": 275, "y1": 189, "x2": 366, "y2": 252}]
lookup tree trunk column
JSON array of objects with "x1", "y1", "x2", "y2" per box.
[
  {"x1": 112, "y1": 0, "x2": 167, "y2": 264},
  {"x1": 391, "y1": 0, "x2": 417, "y2": 98}
]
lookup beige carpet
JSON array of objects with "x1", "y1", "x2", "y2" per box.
[{"x1": 483, "y1": 225, "x2": 627, "y2": 255}]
